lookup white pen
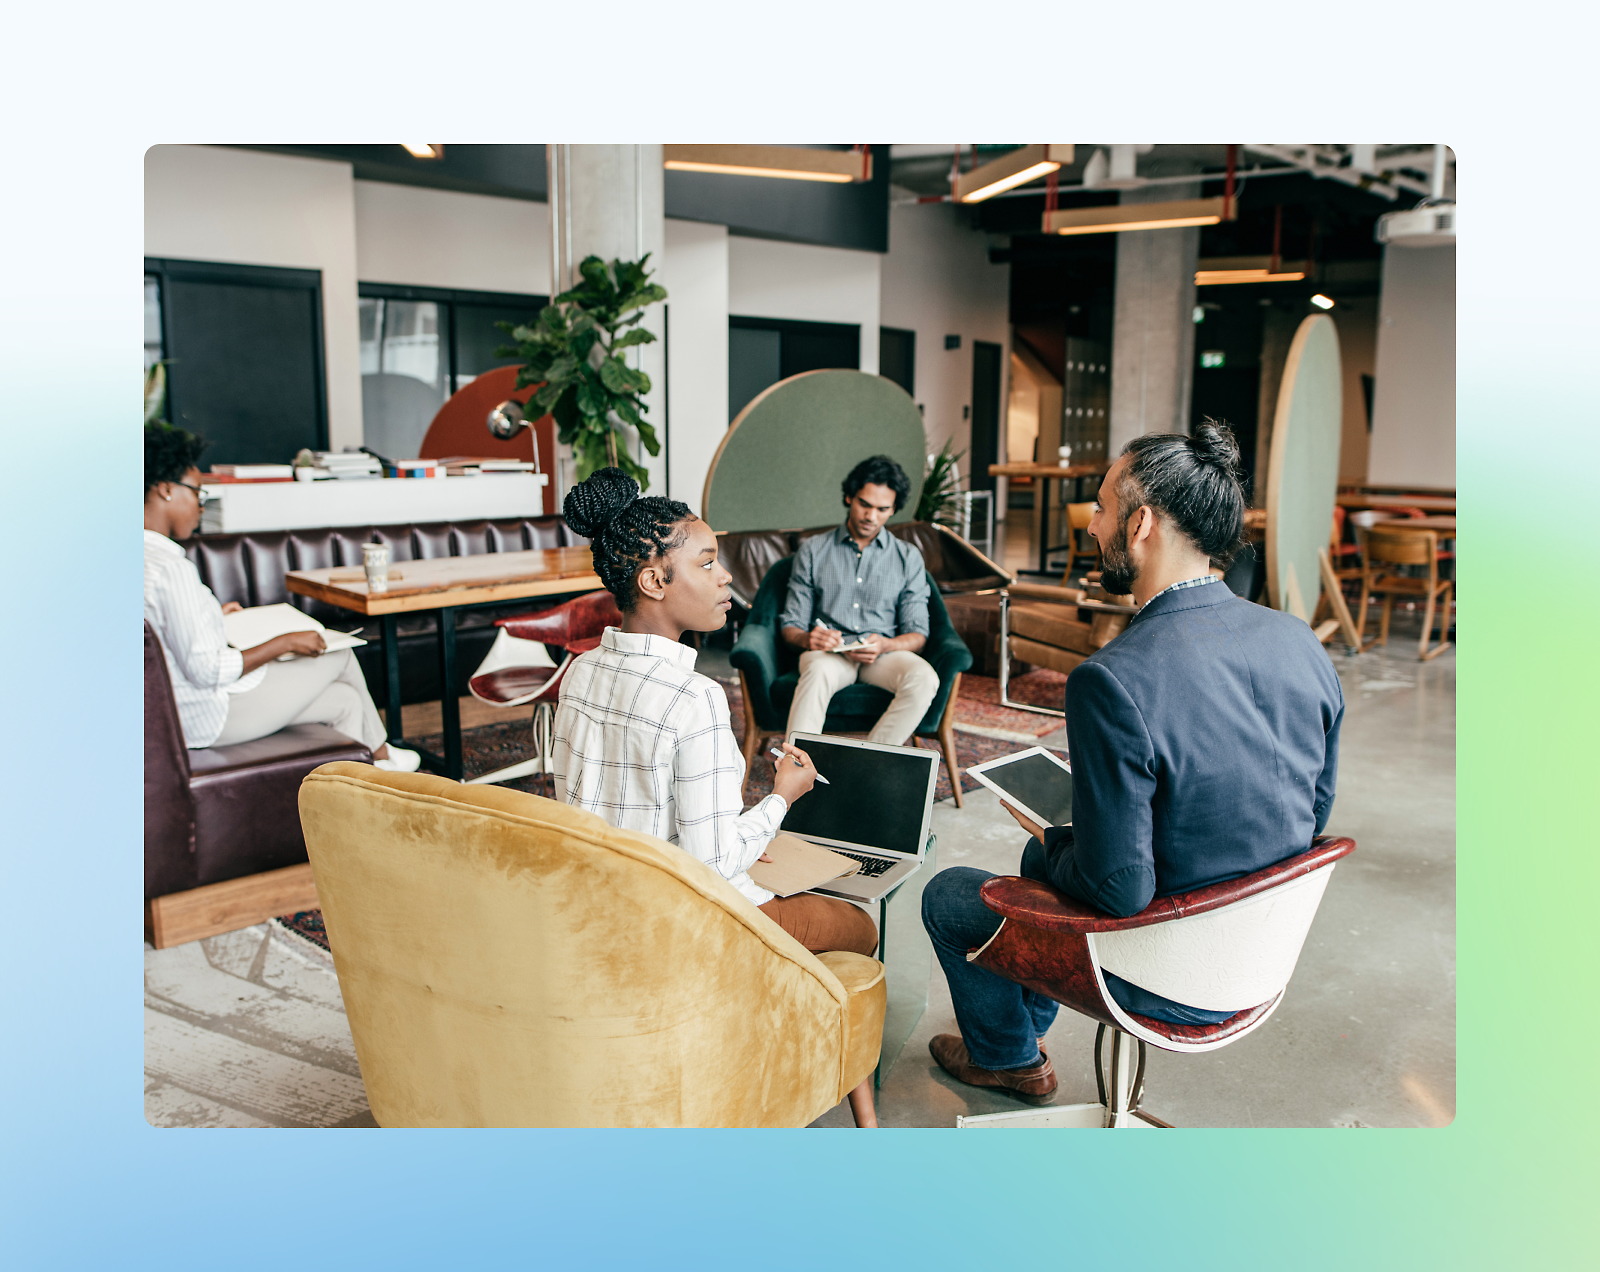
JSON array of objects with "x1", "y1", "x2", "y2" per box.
[{"x1": 770, "y1": 747, "x2": 830, "y2": 784}]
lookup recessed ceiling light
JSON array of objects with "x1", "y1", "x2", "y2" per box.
[
  {"x1": 402, "y1": 144, "x2": 444, "y2": 159},
  {"x1": 1311, "y1": 294, "x2": 1335, "y2": 310}
]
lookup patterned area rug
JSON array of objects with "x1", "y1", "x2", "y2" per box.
[{"x1": 952, "y1": 670, "x2": 1067, "y2": 741}]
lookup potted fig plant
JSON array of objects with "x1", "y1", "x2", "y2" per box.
[{"x1": 496, "y1": 254, "x2": 667, "y2": 489}]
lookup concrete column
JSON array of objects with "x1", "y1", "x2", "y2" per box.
[
  {"x1": 546, "y1": 145, "x2": 667, "y2": 497},
  {"x1": 1109, "y1": 184, "x2": 1200, "y2": 450}
]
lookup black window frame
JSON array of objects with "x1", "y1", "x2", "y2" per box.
[{"x1": 145, "y1": 256, "x2": 330, "y2": 450}]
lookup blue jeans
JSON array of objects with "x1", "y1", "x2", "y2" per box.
[{"x1": 921, "y1": 839, "x2": 1231, "y2": 1070}]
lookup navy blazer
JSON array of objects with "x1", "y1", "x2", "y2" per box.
[{"x1": 1042, "y1": 579, "x2": 1343, "y2": 917}]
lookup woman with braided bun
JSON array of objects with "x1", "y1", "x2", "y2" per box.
[{"x1": 551, "y1": 469, "x2": 882, "y2": 955}]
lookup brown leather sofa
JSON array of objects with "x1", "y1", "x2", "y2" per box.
[
  {"x1": 145, "y1": 621, "x2": 371, "y2": 905},
  {"x1": 184, "y1": 515, "x2": 590, "y2": 706}
]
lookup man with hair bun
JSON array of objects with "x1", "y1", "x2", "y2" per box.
[
  {"x1": 921, "y1": 420, "x2": 1344, "y2": 1107},
  {"x1": 779, "y1": 454, "x2": 940, "y2": 746}
]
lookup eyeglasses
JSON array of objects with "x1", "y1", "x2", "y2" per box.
[{"x1": 177, "y1": 481, "x2": 214, "y2": 503}]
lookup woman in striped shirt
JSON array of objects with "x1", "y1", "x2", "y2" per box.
[{"x1": 143, "y1": 423, "x2": 418, "y2": 770}]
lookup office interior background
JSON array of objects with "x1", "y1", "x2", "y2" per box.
[{"x1": 142, "y1": 143, "x2": 1454, "y2": 1130}]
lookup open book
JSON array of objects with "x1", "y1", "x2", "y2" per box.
[
  {"x1": 222, "y1": 603, "x2": 367, "y2": 661},
  {"x1": 746, "y1": 833, "x2": 862, "y2": 899}
]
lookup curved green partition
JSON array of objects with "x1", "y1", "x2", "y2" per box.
[
  {"x1": 1265, "y1": 314, "x2": 1343, "y2": 623},
  {"x1": 703, "y1": 369, "x2": 927, "y2": 533}
]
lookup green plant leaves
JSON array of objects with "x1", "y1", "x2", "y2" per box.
[{"x1": 501, "y1": 253, "x2": 666, "y2": 490}]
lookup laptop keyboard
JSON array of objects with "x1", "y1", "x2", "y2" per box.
[{"x1": 835, "y1": 850, "x2": 898, "y2": 878}]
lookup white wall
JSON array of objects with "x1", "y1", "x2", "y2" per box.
[
  {"x1": 879, "y1": 202, "x2": 1012, "y2": 483},
  {"x1": 144, "y1": 145, "x2": 364, "y2": 451},
  {"x1": 659, "y1": 219, "x2": 729, "y2": 515},
  {"x1": 1369, "y1": 245, "x2": 1456, "y2": 487},
  {"x1": 354, "y1": 181, "x2": 550, "y2": 294},
  {"x1": 728, "y1": 236, "x2": 881, "y2": 374}
]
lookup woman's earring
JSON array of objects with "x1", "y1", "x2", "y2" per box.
[{"x1": 163, "y1": 493, "x2": 172, "y2": 501}]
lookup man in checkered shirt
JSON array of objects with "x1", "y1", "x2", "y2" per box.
[{"x1": 780, "y1": 455, "x2": 939, "y2": 746}]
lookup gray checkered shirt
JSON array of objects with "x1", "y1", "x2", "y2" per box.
[
  {"x1": 779, "y1": 525, "x2": 930, "y2": 639},
  {"x1": 1141, "y1": 575, "x2": 1221, "y2": 608}
]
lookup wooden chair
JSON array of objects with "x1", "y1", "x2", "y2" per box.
[
  {"x1": 1065, "y1": 502, "x2": 1100, "y2": 576},
  {"x1": 955, "y1": 837, "x2": 1355, "y2": 1128},
  {"x1": 1356, "y1": 529, "x2": 1453, "y2": 660}
]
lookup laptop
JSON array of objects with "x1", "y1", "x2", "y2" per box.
[{"x1": 780, "y1": 733, "x2": 940, "y2": 904}]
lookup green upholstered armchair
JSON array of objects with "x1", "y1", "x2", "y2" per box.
[{"x1": 730, "y1": 556, "x2": 973, "y2": 806}]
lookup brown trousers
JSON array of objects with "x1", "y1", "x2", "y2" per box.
[{"x1": 759, "y1": 892, "x2": 879, "y2": 957}]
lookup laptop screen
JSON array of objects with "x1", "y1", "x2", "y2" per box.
[{"x1": 779, "y1": 736, "x2": 937, "y2": 857}]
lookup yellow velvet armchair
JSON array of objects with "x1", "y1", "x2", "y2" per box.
[{"x1": 297, "y1": 763, "x2": 887, "y2": 1127}]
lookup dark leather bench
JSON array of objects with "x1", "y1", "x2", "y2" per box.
[{"x1": 184, "y1": 515, "x2": 591, "y2": 707}]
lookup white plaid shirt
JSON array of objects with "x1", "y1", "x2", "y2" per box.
[
  {"x1": 552, "y1": 627, "x2": 787, "y2": 905},
  {"x1": 1140, "y1": 574, "x2": 1221, "y2": 609}
]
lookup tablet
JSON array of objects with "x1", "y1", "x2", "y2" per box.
[{"x1": 966, "y1": 747, "x2": 1074, "y2": 827}]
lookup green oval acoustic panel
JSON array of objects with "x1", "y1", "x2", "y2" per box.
[
  {"x1": 1266, "y1": 314, "x2": 1343, "y2": 623},
  {"x1": 702, "y1": 370, "x2": 927, "y2": 533}
]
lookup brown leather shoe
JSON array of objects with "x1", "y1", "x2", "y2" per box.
[{"x1": 929, "y1": 1034, "x2": 1057, "y2": 1106}]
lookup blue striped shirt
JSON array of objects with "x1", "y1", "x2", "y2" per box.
[{"x1": 779, "y1": 525, "x2": 930, "y2": 639}]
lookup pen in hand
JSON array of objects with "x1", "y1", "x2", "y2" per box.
[{"x1": 770, "y1": 747, "x2": 830, "y2": 784}]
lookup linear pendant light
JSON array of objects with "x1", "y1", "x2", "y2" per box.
[
  {"x1": 1195, "y1": 270, "x2": 1307, "y2": 284},
  {"x1": 1044, "y1": 196, "x2": 1234, "y2": 236},
  {"x1": 1194, "y1": 253, "x2": 1307, "y2": 286},
  {"x1": 663, "y1": 145, "x2": 872, "y2": 183},
  {"x1": 955, "y1": 144, "x2": 1075, "y2": 203}
]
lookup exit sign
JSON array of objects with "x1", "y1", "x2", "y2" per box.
[{"x1": 1200, "y1": 351, "x2": 1226, "y2": 368}]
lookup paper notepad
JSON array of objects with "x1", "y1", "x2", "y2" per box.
[
  {"x1": 746, "y1": 833, "x2": 861, "y2": 898},
  {"x1": 223, "y1": 603, "x2": 367, "y2": 660}
]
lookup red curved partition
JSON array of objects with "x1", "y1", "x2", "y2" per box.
[{"x1": 418, "y1": 365, "x2": 558, "y2": 515}]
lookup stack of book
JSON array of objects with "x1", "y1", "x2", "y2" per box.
[
  {"x1": 297, "y1": 452, "x2": 383, "y2": 481},
  {"x1": 436, "y1": 456, "x2": 540, "y2": 477},
  {"x1": 386, "y1": 459, "x2": 446, "y2": 479},
  {"x1": 206, "y1": 464, "x2": 295, "y2": 483}
]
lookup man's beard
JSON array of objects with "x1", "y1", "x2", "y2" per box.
[{"x1": 1098, "y1": 517, "x2": 1138, "y2": 596}]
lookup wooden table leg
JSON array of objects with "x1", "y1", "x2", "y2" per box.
[
  {"x1": 1036, "y1": 476, "x2": 1054, "y2": 574},
  {"x1": 382, "y1": 613, "x2": 404, "y2": 745},
  {"x1": 438, "y1": 606, "x2": 462, "y2": 781}
]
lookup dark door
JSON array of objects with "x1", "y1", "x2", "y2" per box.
[
  {"x1": 149, "y1": 259, "x2": 327, "y2": 466},
  {"x1": 728, "y1": 316, "x2": 861, "y2": 423},
  {"x1": 880, "y1": 326, "x2": 915, "y2": 397},
  {"x1": 1191, "y1": 366, "x2": 1261, "y2": 496},
  {"x1": 970, "y1": 340, "x2": 1003, "y2": 492}
]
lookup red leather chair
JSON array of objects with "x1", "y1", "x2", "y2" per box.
[
  {"x1": 954, "y1": 837, "x2": 1355, "y2": 1129},
  {"x1": 464, "y1": 589, "x2": 621, "y2": 785}
]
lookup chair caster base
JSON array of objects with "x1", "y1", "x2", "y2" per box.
[
  {"x1": 954, "y1": 1025, "x2": 1172, "y2": 1128},
  {"x1": 465, "y1": 756, "x2": 548, "y2": 785},
  {"x1": 956, "y1": 1101, "x2": 1171, "y2": 1129}
]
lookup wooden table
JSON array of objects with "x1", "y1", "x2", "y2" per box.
[
  {"x1": 988, "y1": 462, "x2": 1110, "y2": 575},
  {"x1": 1337, "y1": 493, "x2": 1456, "y2": 513},
  {"x1": 286, "y1": 548, "x2": 602, "y2": 780},
  {"x1": 1373, "y1": 516, "x2": 1455, "y2": 533}
]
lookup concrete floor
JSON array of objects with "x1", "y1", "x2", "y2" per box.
[{"x1": 144, "y1": 517, "x2": 1455, "y2": 1129}]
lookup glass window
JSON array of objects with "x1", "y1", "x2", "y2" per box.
[
  {"x1": 454, "y1": 302, "x2": 542, "y2": 389},
  {"x1": 359, "y1": 297, "x2": 448, "y2": 461}
]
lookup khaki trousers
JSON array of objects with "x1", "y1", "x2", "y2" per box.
[
  {"x1": 759, "y1": 892, "x2": 879, "y2": 956},
  {"x1": 213, "y1": 648, "x2": 386, "y2": 751},
  {"x1": 785, "y1": 649, "x2": 940, "y2": 746}
]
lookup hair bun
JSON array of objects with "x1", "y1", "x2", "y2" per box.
[
  {"x1": 1191, "y1": 418, "x2": 1242, "y2": 476},
  {"x1": 562, "y1": 466, "x2": 640, "y2": 539}
]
